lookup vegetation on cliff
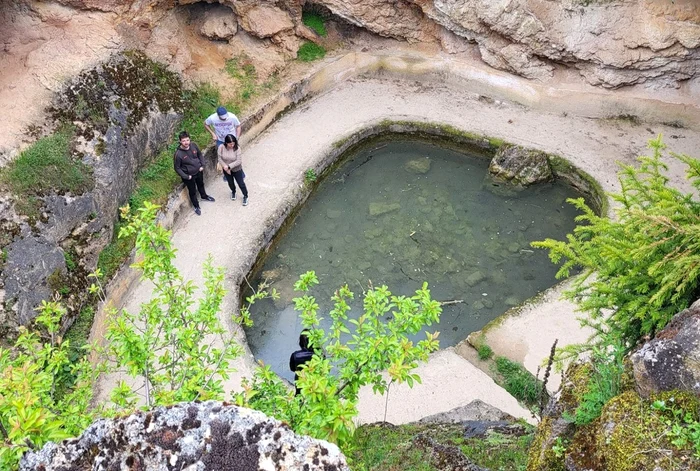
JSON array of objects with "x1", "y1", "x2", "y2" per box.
[{"x1": 529, "y1": 137, "x2": 700, "y2": 469}]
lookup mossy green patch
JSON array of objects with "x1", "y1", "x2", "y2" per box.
[
  {"x1": 302, "y1": 12, "x2": 327, "y2": 37},
  {"x1": 298, "y1": 42, "x2": 326, "y2": 62},
  {"x1": 597, "y1": 391, "x2": 699, "y2": 471},
  {"x1": 0, "y1": 127, "x2": 93, "y2": 207},
  {"x1": 350, "y1": 422, "x2": 534, "y2": 471},
  {"x1": 526, "y1": 416, "x2": 567, "y2": 471},
  {"x1": 493, "y1": 356, "x2": 544, "y2": 408}
]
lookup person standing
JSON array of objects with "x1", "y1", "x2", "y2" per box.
[
  {"x1": 217, "y1": 134, "x2": 249, "y2": 206},
  {"x1": 289, "y1": 330, "x2": 317, "y2": 396},
  {"x1": 174, "y1": 131, "x2": 215, "y2": 216},
  {"x1": 205, "y1": 106, "x2": 241, "y2": 181}
]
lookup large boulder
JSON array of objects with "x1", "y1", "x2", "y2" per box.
[
  {"x1": 631, "y1": 302, "x2": 700, "y2": 398},
  {"x1": 200, "y1": 4, "x2": 238, "y2": 41},
  {"x1": 20, "y1": 402, "x2": 350, "y2": 471},
  {"x1": 488, "y1": 145, "x2": 553, "y2": 187},
  {"x1": 237, "y1": 4, "x2": 295, "y2": 38}
]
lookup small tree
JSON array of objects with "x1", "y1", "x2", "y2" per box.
[
  {"x1": 533, "y1": 136, "x2": 700, "y2": 353},
  {"x1": 0, "y1": 301, "x2": 96, "y2": 469},
  {"x1": 236, "y1": 271, "x2": 442, "y2": 448},
  {"x1": 94, "y1": 202, "x2": 265, "y2": 408}
]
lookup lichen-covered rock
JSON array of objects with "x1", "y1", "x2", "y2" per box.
[
  {"x1": 488, "y1": 145, "x2": 553, "y2": 187},
  {"x1": 631, "y1": 303, "x2": 700, "y2": 398},
  {"x1": 200, "y1": 4, "x2": 238, "y2": 41},
  {"x1": 595, "y1": 391, "x2": 697, "y2": 471},
  {"x1": 20, "y1": 401, "x2": 350, "y2": 471}
]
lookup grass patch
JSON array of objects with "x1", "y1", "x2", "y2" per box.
[
  {"x1": 459, "y1": 431, "x2": 534, "y2": 471},
  {"x1": 494, "y1": 356, "x2": 543, "y2": 407},
  {"x1": 349, "y1": 423, "x2": 534, "y2": 471},
  {"x1": 224, "y1": 54, "x2": 259, "y2": 110},
  {"x1": 477, "y1": 344, "x2": 494, "y2": 360},
  {"x1": 302, "y1": 12, "x2": 327, "y2": 37},
  {"x1": 349, "y1": 424, "x2": 440, "y2": 471},
  {"x1": 298, "y1": 42, "x2": 326, "y2": 62},
  {"x1": 0, "y1": 127, "x2": 93, "y2": 201}
]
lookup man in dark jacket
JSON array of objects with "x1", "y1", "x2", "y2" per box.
[
  {"x1": 289, "y1": 330, "x2": 317, "y2": 396},
  {"x1": 174, "y1": 131, "x2": 215, "y2": 215}
]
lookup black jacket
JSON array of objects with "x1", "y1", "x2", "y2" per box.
[
  {"x1": 174, "y1": 143, "x2": 205, "y2": 179},
  {"x1": 289, "y1": 349, "x2": 314, "y2": 380}
]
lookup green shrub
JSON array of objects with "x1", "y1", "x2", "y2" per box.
[
  {"x1": 0, "y1": 302, "x2": 96, "y2": 469},
  {"x1": 477, "y1": 344, "x2": 494, "y2": 360},
  {"x1": 533, "y1": 137, "x2": 700, "y2": 351},
  {"x1": 298, "y1": 42, "x2": 326, "y2": 62},
  {"x1": 304, "y1": 168, "x2": 318, "y2": 186},
  {"x1": 302, "y1": 12, "x2": 327, "y2": 37}
]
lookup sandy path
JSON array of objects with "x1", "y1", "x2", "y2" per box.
[{"x1": 93, "y1": 56, "x2": 700, "y2": 422}]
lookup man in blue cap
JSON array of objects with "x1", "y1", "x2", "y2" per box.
[{"x1": 204, "y1": 106, "x2": 241, "y2": 181}]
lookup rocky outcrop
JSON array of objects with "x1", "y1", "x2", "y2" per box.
[
  {"x1": 418, "y1": 399, "x2": 515, "y2": 424},
  {"x1": 631, "y1": 302, "x2": 700, "y2": 398},
  {"x1": 528, "y1": 303, "x2": 700, "y2": 471},
  {"x1": 488, "y1": 145, "x2": 553, "y2": 187},
  {"x1": 0, "y1": 51, "x2": 184, "y2": 332},
  {"x1": 200, "y1": 4, "x2": 238, "y2": 41},
  {"x1": 20, "y1": 401, "x2": 350, "y2": 471}
]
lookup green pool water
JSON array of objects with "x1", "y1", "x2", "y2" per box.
[{"x1": 244, "y1": 137, "x2": 586, "y2": 383}]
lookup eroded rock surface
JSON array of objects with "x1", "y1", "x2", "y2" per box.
[
  {"x1": 20, "y1": 401, "x2": 350, "y2": 471},
  {"x1": 632, "y1": 303, "x2": 700, "y2": 398},
  {"x1": 37, "y1": 0, "x2": 700, "y2": 89},
  {"x1": 200, "y1": 4, "x2": 238, "y2": 41}
]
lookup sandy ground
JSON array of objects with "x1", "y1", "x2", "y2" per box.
[{"x1": 92, "y1": 53, "x2": 700, "y2": 422}]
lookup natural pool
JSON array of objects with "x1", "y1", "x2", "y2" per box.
[{"x1": 244, "y1": 137, "x2": 587, "y2": 382}]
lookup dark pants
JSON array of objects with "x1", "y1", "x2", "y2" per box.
[
  {"x1": 225, "y1": 169, "x2": 248, "y2": 198},
  {"x1": 183, "y1": 172, "x2": 207, "y2": 208}
]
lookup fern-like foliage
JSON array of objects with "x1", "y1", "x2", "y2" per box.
[{"x1": 532, "y1": 136, "x2": 700, "y2": 350}]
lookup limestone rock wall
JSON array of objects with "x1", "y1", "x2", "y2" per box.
[
  {"x1": 49, "y1": 0, "x2": 700, "y2": 89},
  {"x1": 20, "y1": 401, "x2": 350, "y2": 471}
]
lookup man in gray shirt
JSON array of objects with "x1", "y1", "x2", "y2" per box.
[{"x1": 204, "y1": 106, "x2": 241, "y2": 181}]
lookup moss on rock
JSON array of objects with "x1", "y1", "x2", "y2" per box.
[{"x1": 596, "y1": 391, "x2": 698, "y2": 471}]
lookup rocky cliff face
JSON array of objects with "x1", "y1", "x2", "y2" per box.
[
  {"x1": 0, "y1": 51, "x2": 183, "y2": 333},
  {"x1": 53, "y1": 0, "x2": 700, "y2": 89},
  {"x1": 20, "y1": 401, "x2": 350, "y2": 471}
]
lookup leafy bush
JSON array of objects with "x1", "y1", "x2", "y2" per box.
[
  {"x1": 652, "y1": 398, "x2": 700, "y2": 458},
  {"x1": 93, "y1": 202, "x2": 249, "y2": 408},
  {"x1": 298, "y1": 42, "x2": 326, "y2": 62},
  {"x1": 237, "y1": 271, "x2": 442, "y2": 449},
  {"x1": 0, "y1": 302, "x2": 96, "y2": 469},
  {"x1": 302, "y1": 12, "x2": 327, "y2": 37},
  {"x1": 533, "y1": 137, "x2": 700, "y2": 350}
]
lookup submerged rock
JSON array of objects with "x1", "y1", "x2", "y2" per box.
[
  {"x1": 20, "y1": 402, "x2": 349, "y2": 471},
  {"x1": 404, "y1": 157, "x2": 432, "y2": 174},
  {"x1": 488, "y1": 145, "x2": 553, "y2": 187},
  {"x1": 369, "y1": 202, "x2": 401, "y2": 217}
]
